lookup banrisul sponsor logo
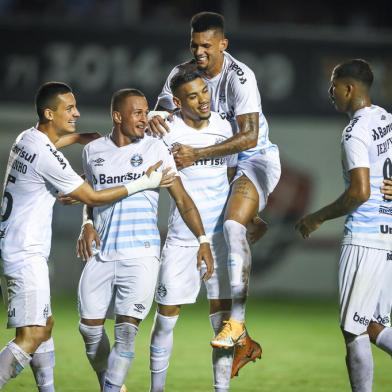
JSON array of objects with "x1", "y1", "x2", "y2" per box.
[
  {"x1": 353, "y1": 312, "x2": 370, "y2": 327},
  {"x1": 94, "y1": 171, "x2": 145, "y2": 185},
  {"x1": 11, "y1": 144, "x2": 36, "y2": 163}
]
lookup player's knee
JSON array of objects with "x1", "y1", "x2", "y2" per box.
[
  {"x1": 157, "y1": 304, "x2": 181, "y2": 317},
  {"x1": 367, "y1": 321, "x2": 384, "y2": 344},
  {"x1": 223, "y1": 219, "x2": 246, "y2": 240}
]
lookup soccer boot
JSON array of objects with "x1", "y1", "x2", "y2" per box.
[
  {"x1": 210, "y1": 318, "x2": 246, "y2": 348},
  {"x1": 231, "y1": 335, "x2": 262, "y2": 378}
]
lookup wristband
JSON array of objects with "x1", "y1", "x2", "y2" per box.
[
  {"x1": 147, "y1": 111, "x2": 170, "y2": 121},
  {"x1": 82, "y1": 219, "x2": 93, "y2": 228},
  {"x1": 198, "y1": 235, "x2": 210, "y2": 244},
  {"x1": 124, "y1": 172, "x2": 162, "y2": 196}
]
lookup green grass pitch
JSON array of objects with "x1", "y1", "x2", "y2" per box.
[{"x1": 1, "y1": 296, "x2": 391, "y2": 391}]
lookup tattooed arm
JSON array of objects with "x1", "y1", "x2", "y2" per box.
[{"x1": 172, "y1": 112, "x2": 259, "y2": 168}]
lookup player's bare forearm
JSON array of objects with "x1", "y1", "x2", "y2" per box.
[
  {"x1": 194, "y1": 112, "x2": 259, "y2": 159},
  {"x1": 296, "y1": 167, "x2": 370, "y2": 238},
  {"x1": 68, "y1": 182, "x2": 128, "y2": 207},
  {"x1": 55, "y1": 132, "x2": 101, "y2": 149}
]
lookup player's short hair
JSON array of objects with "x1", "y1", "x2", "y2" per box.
[
  {"x1": 333, "y1": 59, "x2": 374, "y2": 88},
  {"x1": 35, "y1": 82, "x2": 73, "y2": 121},
  {"x1": 190, "y1": 12, "x2": 225, "y2": 34},
  {"x1": 111, "y1": 88, "x2": 145, "y2": 113},
  {"x1": 170, "y1": 71, "x2": 202, "y2": 95}
]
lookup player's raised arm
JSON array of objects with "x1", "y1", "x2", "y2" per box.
[
  {"x1": 167, "y1": 176, "x2": 214, "y2": 280},
  {"x1": 173, "y1": 112, "x2": 259, "y2": 169},
  {"x1": 54, "y1": 132, "x2": 102, "y2": 149},
  {"x1": 68, "y1": 161, "x2": 175, "y2": 207}
]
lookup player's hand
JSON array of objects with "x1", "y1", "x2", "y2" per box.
[
  {"x1": 197, "y1": 243, "x2": 214, "y2": 281},
  {"x1": 57, "y1": 192, "x2": 81, "y2": 205},
  {"x1": 76, "y1": 223, "x2": 101, "y2": 261},
  {"x1": 146, "y1": 161, "x2": 163, "y2": 177},
  {"x1": 295, "y1": 213, "x2": 323, "y2": 239},
  {"x1": 246, "y1": 216, "x2": 268, "y2": 244},
  {"x1": 159, "y1": 167, "x2": 177, "y2": 188},
  {"x1": 381, "y1": 179, "x2": 392, "y2": 200},
  {"x1": 147, "y1": 113, "x2": 171, "y2": 137},
  {"x1": 172, "y1": 144, "x2": 197, "y2": 169}
]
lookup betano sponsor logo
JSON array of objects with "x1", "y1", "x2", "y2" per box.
[
  {"x1": 353, "y1": 312, "x2": 370, "y2": 327},
  {"x1": 46, "y1": 144, "x2": 67, "y2": 169}
]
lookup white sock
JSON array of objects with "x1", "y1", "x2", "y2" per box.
[
  {"x1": 31, "y1": 338, "x2": 55, "y2": 392},
  {"x1": 149, "y1": 312, "x2": 179, "y2": 392},
  {"x1": 346, "y1": 335, "x2": 373, "y2": 392},
  {"x1": 375, "y1": 327, "x2": 392, "y2": 356},
  {"x1": 210, "y1": 311, "x2": 233, "y2": 392},
  {"x1": 104, "y1": 323, "x2": 138, "y2": 392},
  {"x1": 0, "y1": 341, "x2": 31, "y2": 388},
  {"x1": 223, "y1": 219, "x2": 251, "y2": 322},
  {"x1": 79, "y1": 323, "x2": 110, "y2": 389}
]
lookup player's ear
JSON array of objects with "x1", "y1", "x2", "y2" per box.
[
  {"x1": 112, "y1": 110, "x2": 121, "y2": 124},
  {"x1": 173, "y1": 96, "x2": 181, "y2": 110},
  {"x1": 219, "y1": 38, "x2": 228, "y2": 53},
  {"x1": 43, "y1": 108, "x2": 53, "y2": 121},
  {"x1": 346, "y1": 83, "x2": 354, "y2": 98}
]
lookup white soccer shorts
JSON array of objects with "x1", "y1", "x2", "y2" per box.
[
  {"x1": 155, "y1": 235, "x2": 231, "y2": 305},
  {"x1": 233, "y1": 145, "x2": 281, "y2": 212},
  {"x1": 78, "y1": 255, "x2": 159, "y2": 320},
  {"x1": 339, "y1": 244, "x2": 392, "y2": 335},
  {"x1": 2, "y1": 257, "x2": 52, "y2": 328}
]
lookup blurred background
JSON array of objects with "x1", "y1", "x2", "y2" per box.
[{"x1": 0, "y1": 0, "x2": 391, "y2": 297}]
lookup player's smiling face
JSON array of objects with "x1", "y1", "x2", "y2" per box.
[
  {"x1": 329, "y1": 74, "x2": 350, "y2": 113},
  {"x1": 50, "y1": 92, "x2": 80, "y2": 135},
  {"x1": 174, "y1": 77, "x2": 211, "y2": 122},
  {"x1": 190, "y1": 29, "x2": 227, "y2": 77},
  {"x1": 118, "y1": 95, "x2": 149, "y2": 140}
]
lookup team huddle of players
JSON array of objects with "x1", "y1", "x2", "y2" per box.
[{"x1": 1, "y1": 10, "x2": 392, "y2": 392}]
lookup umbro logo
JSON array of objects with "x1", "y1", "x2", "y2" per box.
[
  {"x1": 92, "y1": 158, "x2": 105, "y2": 166},
  {"x1": 381, "y1": 115, "x2": 386, "y2": 120},
  {"x1": 134, "y1": 304, "x2": 145, "y2": 313}
]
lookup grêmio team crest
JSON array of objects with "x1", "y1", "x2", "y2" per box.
[{"x1": 130, "y1": 154, "x2": 143, "y2": 167}]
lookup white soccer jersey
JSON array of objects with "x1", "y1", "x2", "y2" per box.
[
  {"x1": 163, "y1": 112, "x2": 236, "y2": 246},
  {"x1": 157, "y1": 51, "x2": 275, "y2": 160},
  {"x1": 341, "y1": 105, "x2": 392, "y2": 251},
  {"x1": 0, "y1": 127, "x2": 84, "y2": 275},
  {"x1": 83, "y1": 134, "x2": 177, "y2": 261}
]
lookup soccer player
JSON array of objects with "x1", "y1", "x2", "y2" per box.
[
  {"x1": 296, "y1": 59, "x2": 392, "y2": 392},
  {"x1": 0, "y1": 82, "x2": 174, "y2": 391},
  {"x1": 76, "y1": 88, "x2": 213, "y2": 392},
  {"x1": 149, "y1": 72, "x2": 237, "y2": 392},
  {"x1": 149, "y1": 11, "x2": 281, "y2": 375}
]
